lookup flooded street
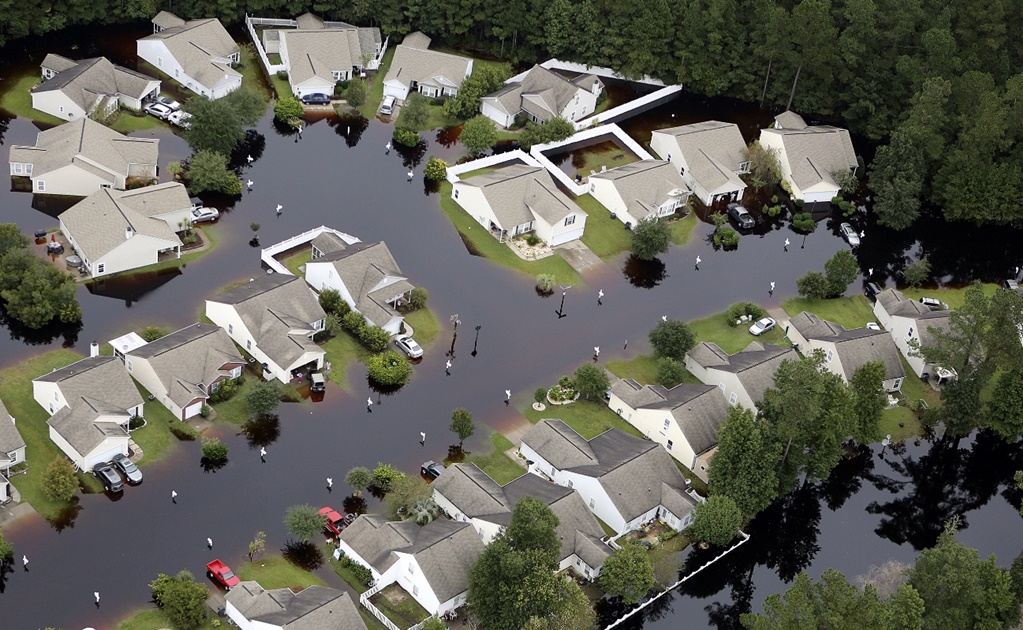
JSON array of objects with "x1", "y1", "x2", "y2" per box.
[{"x1": 1, "y1": 27, "x2": 1022, "y2": 630}]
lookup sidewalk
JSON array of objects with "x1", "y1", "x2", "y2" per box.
[{"x1": 556, "y1": 240, "x2": 603, "y2": 274}]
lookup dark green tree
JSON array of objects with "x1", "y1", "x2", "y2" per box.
[
  {"x1": 397, "y1": 93, "x2": 429, "y2": 130},
  {"x1": 630, "y1": 217, "x2": 671, "y2": 261},
  {"x1": 823, "y1": 249, "x2": 859, "y2": 297},
  {"x1": 657, "y1": 357, "x2": 687, "y2": 388},
  {"x1": 318, "y1": 288, "x2": 347, "y2": 316},
  {"x1": 986, "y1": 367, "x2": 1023, "y2": 442},
  {"x1": 850, "y1": 362, "x2": 886, "y2": 444},
  {"x1": 274, "y1": 96, "x2": 304, "y2": 123},
  {"x1": 183, "y1": 97, "x2": 246, "y2": 155},
  {"x1": 449, "y1": 407, "x2": 475, "y2": 444},
  {"x1": 150, "y1": 570, "x2": 209, "y2": 630},
  {"x1": 796, "y1": 270, "x2": 830, "y2": 300},
  {"x1": 573, "y1": 363, "x2": 610, "y2": 400},
  {"x1": 0, "y1": 248, "x2": 80, "y2": 329},
  {"x1": 42, "y1": 456, "x2": 78, "y2": 502},
  {"x1": 184, "y1": 150, "x2": 242, "y2": 196},
  {"x1": 344, "y1": 77, "x2": 367, "y2": 107},
  {"x1": 0, "y1": 224, "x2": 28, "y2": 258},
  {"x1": 902, "y1": 256, "x2": 931, "y2": 288},
  {"x1": 460, "y1": 114, "x2": 498, "y2": 154},
  {"x1": 384, "y1": 474, "x2": 433, "y2": 519},
  {"x1": 245, "y1": 380, "x2": 282, "y2": 418},
  {"x1": 505, "y1": 497, "x2": 560, "y2": 559},
  {"x1": 0, "y1": 530, "x2": 12, "y2": 565},
  {"x1": 708, "y1": 407, "x2": 779, "y2": 520},
  {"x1": 648, "y1": 319, "x2": 696, "y2": 361},
  {"x1": 283, "y1": 504, "x2": 322, "y2": 542},
  {"x1": 344, "y1": 466, "x2": 373, "y2": 493},
  {"x1": 598, "y1": 544, "x2": 655, "y2": 604},
  {"x1": 688, "y1": 495, "x2": 743, "y2": 547},
  {"x1": 743, "y1": 140, "x2": 782, "y2": 189}
]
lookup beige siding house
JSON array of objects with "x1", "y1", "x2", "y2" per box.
[
  {"x1": 685, "y1": 341, "x2": 796, "y2": 411},
  {"x1": 9, "y1": 117, "x2": 159, "y2": 196},
  {"x1": 33, "y1": 54, "x2": 160, "y2": 121},
  {"x1": 382, "y1": 32, "x2": 472, "y2": 101},
  {"x1": 481, "y1": 65, "x2": 603, "y2": 128},
  {"x1": 0, "y1": 400, "x2": 27, "y2": 503},
  {"x1": 587, "y1": 159, "x2": 691, "y2": 227},
  {"x1": 137, "y1": 12, "x2": 241, "y2": 99},
  {"x1": 873, "y1": 289, "x2": 953, "y2": 378},
  {"x1": 269, "y1": 14, "x2": 382, "y2": 98},
  {"x1": 650, "y1": 121, "x2": 749, "y2": 206},
  {"x1": 759, "y1": 111, "x2": 858, "y2": 203},
  {"x1": 226, "y1": 581, "x2": 368, "y2": 630}
]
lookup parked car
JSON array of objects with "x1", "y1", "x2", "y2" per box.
[
  {"x1": 190, "y1": 206, "x2": 220, "y2": 224},
  {"x1": 726, "y1": 203, "x2": 755, "y2": 229},
  {"x1": 301, "y1": 93, "x2": 331, "y2": 105},
  {"x1": 319, "y1": 506, "x2": 347, "y2": 536},
  {"x1": 840, "y1": 222, "x2": 860, "y2": 246},
  {"x1": 394, "y1": 336, "x2": 423, "y2": 359},
  {"x1": 168, "y1": 111, "x2": 192, "y2": 128},
  {"x1": 919, "y1": 297, "x2": 949, "y2": 311},
  {"x1": 206, "y1": 559, "x2": 240, "y2": 589},
  {"x1": 380, "y1": 96, "x2": 396, "y2": 116},
  {"x1": 343, "y1": 512, "x2": 359, "y2": 525},
  {"x1": 310, "y1": 372, "x2": 326, "y2": 393},
  {"x1": 866, "y1": 322, "x2": 881, "y2": 331},
  {"x1": 111, "y1": 453, "x2": 143, "y2": 485},
  {"x1": 144, "y1": 103, "x2": 174, "y2": 120},
  {"x1": 421, "y1": 460, "x2": 445, "y2": 480},
  {"x1": 864, "y1": 282, "x2": 883, "y2": 302},
  {"x1": 748, "y1": 317, "x2": 776, "y2": 336},
  {"x1": 93, "y1": 462, "x2": 124, "y2": 493},
  {"x1": 157, "y1": 96, "x2": 181, "y2": 111}
]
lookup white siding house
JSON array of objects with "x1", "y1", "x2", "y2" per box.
[
  {"x1": 685, "y1": 341, "x2": 796, "y2": 412},
  {"x1": 759, "y1": 111, "x2": 858, "y2": 203},
  {"x1": 481, "y1": 65, "x2": 603, "y2": 128},
  {"x1": 873, "y1": 289, "x2": 953, "y2": 378},
  {"x1": 33, "y1": 54, "x2": 160, "y2": 121},
  {"x1": 273, "y1": 18, "x2": 383, "y2": 98},
  {"x1": 137, "y1": 12, "x2": 241, "y2": 99},
  {"x1": 382, "y1": 32, "x2": 472, "y2": 101},
  {"x1": 587, "y1": 160, "x2": 691, "y2": 227},
  {"x1": 650, "y1": 121, "x2": 749, "y2": 206},
  {"x1": 0, "y1": 400, "x2": 27, "y2": 504},
  {"x1": 226, "y1": 581, "x2": 368, "y2": 630}
]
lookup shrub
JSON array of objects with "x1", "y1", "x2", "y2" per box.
[
  {"x1": 649, "y1": 319, "x2": 696, "y2": 361},
  {"x1": 725, "y1": 302, "x2": 767, "y2": 326},
  {"x1": 392, "y1": 126, "x2": 420, "y2": 147},
  {"x1": 318, "y1": 288, "x2": 348, "y2": 316},
  {"x1": 424, "y1": 156, "x2": 448, "y2": 181},
  {"x1": 525, "y1": 233, "x2": 542, "y2": 246},
  {"x1": 359, "y1": 325, "x2": 391, "y2": 353},
  {"x1": 208, "y1": 377, "x2": 241, "y2": 404},
  {"x1": 201, "y1": 436, "x2": 228, "y2": 463},
  {"x1": 345, "y1": 466, "x2": 373, "y2": 492},
  {"x1": 367, "y1": 350, "x2": 412, "y2": 387},
  {"x1": 273, "y1": 96, "x2": 304, "y2": 123},
  {"x1": 831, "y1": 196, "x2": 844, "y2": 206},
  {"x1": 408, "y1": 287, "x2": 429, "y2": 310},
  {"x1": 372, "y1": 462, "x2": 406, "y2": 492},
  {"x1": 341, "y1": 311, "x2": 366, "y2": 335},
  {"x1": 903, "y1": 255, "x2": 931, "y2": 288},
  {"x1": 713, "y1": 227, "x2": 740, "y2": 249},
  {"x1": 536, "y1": 273, "x2": 556, "y2": 294},
  {"x1": 337, "y1": 555, "x2": 373, "y2": 585},
  {"x1": 767, "y1": 205, "x2": 782, "y2": 217},
  {"x1": 140, "y1": 326, "x2": 165, "y2": 342},
  {"x1": 460, "y1": 114, "x2": 499, "y2": 154},
  {"x1": 792, "y1": 212, "x2": 816, "y2": 234},
  {"x1": 200, "y1": 405, "x2": 211, "y2": 418},
  {"x1": 574, "y1": 363, "x2": 610, "y2": 400},
  {"x1": 276, "y1": 70, "x2": 288, "y2": 80},
  {"x1": 42, "y1": 457, "x2": 78, "y2": 502},
  {"x1": 343, "y1": 77, "x2": 367, "y2": 107},
  {"x1": 796, "y1": 270, "x2": 831, "y2": 299},
  {"x1": 657, "y1": 357, "x2": 687, "y2": 388}
]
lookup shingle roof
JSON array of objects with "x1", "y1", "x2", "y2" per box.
[
  {"x1": 653, "y1": 121, "x2": 747, "y2": 193},
  {"x1": 127, "y1": 323, "x2": 243, "y2": 410},
  {"x1": 774, "y1": 110, "x2": 808, "y2": 130},
  {"x1": 761, "y1": 124, "x2": 857, "y2": 191},
  {"x1": 310, "y1": 231, "x2": 348, "y2": 256},
  {"x1": 46, "y1": 397, "x2": 130, "y2": 459},
  {"x1": 10, "y1": 117, "x2": 159, "y2": 180},
  {"x1": 59, "y1": 186, "x2": 182, "y2": 262},
  {"x1": 401, "y1": 31, "x2": 432, "y2": 50},
  {"x1": 790, "y1": 312, "x2": 905, "y2": 382},
  {"x1": 589, "y1": 160, "x2": 690, "y2": 221},
  {"x1": 226, "y1": 582, "x2": 367, "y2": 630},
  {"x1": 384, "y1": 45, "x2": 470, "y2": 91},
  {"x1": 432, "y1": 462, "x2": 508, "y2": 518},
  {"x1": 0, "y1": 400, "x2": 26, "y2": 462},
  {"x1": 611, "y1": 380, "x2": 730, "y2": 456},
  {"x1": 35, "y1": 56, "x2": 158, "y2": 113},
  {"x1": 338, "y1": 514, "x2": 418, "y2": 573},
  {"x1": 875, "y1": 288, "x2": 931, "y2": 318},
  {"x1": 34, "y1": 356, "x2": 144, "y2": 412},
  {"x1": 521, "y1": 419, "x2": 596, "y2": 468},
  {"x1": 487, "y1": 65, "x2": 596, "y2": 123},
  {"x1": 152, "y1": 10, "x2": 186, "y2": 29},
  {"x1": 308, "y1": 241, "x2": 411, "y2": 329},
  {"x1": 282, "y1": 28, "x2": 368, "y2": 86},
  {"x1": 687, "y1": 341, "x2": 796, "y2": 405},
  {"x1": 41, "y1": 53, "x2": 79, "y2": 74},
  {"x1": 460, "y1": 164, "x2": 578, "y2": 229},
  {"x1": 295, "y1": 12, "x2": 325, "y2": 29},
  {"x1": 140, "y1": 15, "x2": 240, "y2": 89}
]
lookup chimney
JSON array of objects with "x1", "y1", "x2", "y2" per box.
[
  {"x1": 125, "y1": 226, "x2": 134, "y2": 240},
  {"x1": 90, "y1": 341, "x2": 99, "y2": 357}
]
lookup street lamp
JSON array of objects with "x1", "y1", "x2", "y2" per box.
[
  {"x1": 471, "y1": 325, "x2": 481, "y2": 357},
  {"x1": 556, "y1": 285, "x2": 573, "y2": 319}
]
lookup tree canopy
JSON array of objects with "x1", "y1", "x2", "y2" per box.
[
  {"x1": 649, "y1": 319, "x2": 696, "y2": 361},
  {"x1": 688, "y1": 495, "x2": 743, "y2": 547},
  {"x1": 150, "y1": 570, "x2": 209, "y2": 630},
  {"x1": 449, "y1": 407, "x2": 475, "y2": 443},
  {"x1": 460, "y1": 115, "x2": 498, "y2": 154},
  {"x1": 630, "y1": 217, "x2": 671, "y2": 261},
  {"x1": 598, "y1": 543, "x2": 655, "y2": 604},
  {"x1": 708, "y1": 406, "x2": 780, "y2": 520},
  {"x1": 283, "y1": 504, "x2": 323, "y2": 542}
]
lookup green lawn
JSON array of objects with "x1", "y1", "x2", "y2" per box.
[
  {"x1": 669, "y1": 210, "x2": 699, "y2": 245},
  {"x1": 606, "y1": 355, "x2": 701, "y2": 386},
  {"x1": 899, "y1": 282, "x2": 999, "y2": 310},
  {"x1": 574, "y1": 194, "x2": 633, "y2": 259},
  {"x1": 110, "y1": 109, "x2": 163, "y2": 133},
  {"x1": 467, "y1": 433, "x2": 525, "y2": 485},
  {"x1": 284, "y1": 249, "x2": 311, "y2": 276},
  {"x1": 456, "y1": 166, "x2": 499, "y2": 179},
  {"x1": 0, "y1": 72, "x2": 64, "y2": 125},
  {"x1": 689, "y1": 307, "x2": 789, "y2": 354},
  {"x1": 898, "y1": 355, "x2": 940, "y2": 410},
  {"x1": 117, "y1": 607, "x2": 220, "y2": 630},
  {"x1": 438, "y1": 181, "x2": 580, "y2": 284},
  {"x1": 359, "y1": 47, "x2": 395, "y2": 119},
  {"x1": 370, "y1": 584, "x2": 431, "y2": 628},
  {"x1": 781, "y1": 295, "x2": 876, "y2": 330},
  {"x1": 595, "y1": 516, "x2": 617, "y2": 538},
  {"x1": 211, "y1": 371, "x2": 302, "y2": 425},
  {"x1": 403, "y1": 307, "x2": 439, "y2": 346},
  {"x1": 129, "y1": 384, "x2": 182, "y2": 465},
  {"x1": 332, "y1": 557, "x2": 372, "y2": 594},
  {"x1": 237, "y1": 42, "x2": 272, "y2": 105},
  {"x1": 880, "y1": 406, "x2": 923, "y2": 442},
  {"x1": 271, "y1": 72, "x2": 292, "y2": 99},
  {"x1": 521, "y1": 398, "x2": 643, "y2": 440},
  {"x1": 236, "y1": 555, "x2": 327, "y2": 590},
  {"x1": 320, "y1": 331, "x2": 371, "y2": 392}
]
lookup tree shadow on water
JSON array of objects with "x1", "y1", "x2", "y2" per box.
[
  {"x1": 282, "y1": 541, "x2": 324, "y2": 570},
  {"x1": 0, "y1": 561, "x2": 13, "y2": 594},
  {"x1": 330, "y1": 113, "x2": 368, "y2": 148},
  {"x1": 48, "y1": 497, "x2": 84, "y2": 533},
  {"x1": 200, "y1": 456, "x2": 228, "y2": 473},
  {"x1": 242, "y1": 414, "x2": 280, "y2": 448},
  {"x1": 342, "y1": 495, "x2": 367, "y2": 515},
  {"x1": 622, "y1": 255, "x2": 667, "y2": 289}
]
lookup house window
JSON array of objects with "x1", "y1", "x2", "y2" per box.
[
  {"x1": 565, "y1": 215, "x2": 576, "y2": 226},
  {"x1": 590, "y1": 183, "x2": 595, "y2": 192},
  {"x1": 718, "y1": 382, "x2": 725, "y2": 392},
  {"x1": 666, "y1": 440, "x2": 673, "y2": 450},
  {"x1": 246, "y1": 340, "x2": 252, "y2": 350},
  {"x1": 407, "y1": 563, "x2": 414, "y2": 575},
  {"x1": 36, "y1": 180, "x2": 45, "y2": 192},
  {"x1": 14, "y1": 164, "x2": 22, "y2": 174},
  {"x1": 585, "y1": 567, "x2": 591, "y2": 577},
  {"x1": 126, "y1": 360, "x2": 133, "y2": 373},
  {"x1": 59, "y1": 106, "x2": 64, "y2": 113},
  {"x1": 228, "y1": 324, "x2": 233, "y2": 334},
  {"x1": 54, "y1": 391, "x2": 59, "y2": 401},
  {"x1": 907, "y1": 326, "x2": 915, "y2": 339},
  {"x1": 738, "y1": 161, "x2": 752, "y2": 174},
  {"x1": 826, "y1": 350, "x2": 834, "y2": 363},
  {"x1": 157, "y1": 57, "x2": 163, "y2": 67},
  {"x1": 663, "y1": 419, "x2": 670, "y2": 430},
  {"x1": 96, "y1": 263, "x2": 105, "y2": 274},
  {"x1": 567, "y1": 479, "x2": 573, "y2": 488},
  {"x1": 589, "y1": 497, "x2": 595, "y2": 509},
  {"x1": 412, "y1": 584, "x2": 419, "y2": 597},
  {"x1": 25, "y1": 164, "x2": 32, "y2": 175},
  {"x1": 729, "y1": 392, "x2": 737, "y2": 405},
  {"x1": 479, "y1": 528, "x2": 484, "y2": 537},
  {"x1": 453, "y1": 189, "x2": 459, "y2": 199},
  {"x1": 175, "y1": 69, "x2": 179, "y2": 77}
]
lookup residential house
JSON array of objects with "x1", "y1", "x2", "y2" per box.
[
  {"x1": 262, "y1": 14, "x2": 382, "y2": 98},
  {"x1": 225, "y1": 581, "x2": 368, "y2": 630},
  {"x1": 873, "y1": 288, "x2": 953, "y2": 378},
  {"x1": 480, "y1": 64, "x2": 603, "y2": 128},
  {"x1": 0, "y1": 400, "x2": 27, "y2": 504},
  {"x1": 607, "y1": 380, "x2": 730, "y2": 482},
  {"x1": 587, "y1": 160, "x2": 691, "y2": 228},
  {"x1": 123, "y1": 323, "x2": 245, "y2": 421},
  {"x1": 685, "y1": 341, "x2": 796, "y2": 411},
  {"x1": 518, "y1": 420, "x2": 701, "y2": 536},
  {"x1": 451, "y1": 164, "x2": 587, "y2": 246},
  {"x1": 138, "y1": 12, "x2": 241, "y2": 99},
  {"x1": 785, "y1": 312, "x2": 905, "y2": 392},
  {"x1": 337, "y1": 516, "x2": 485, "y2": 618},
  {"x1": 649, "y1": 121, "x2": 749, "y2": 206},
  {"x1": 9, "y1": 117, "x2": 159, "y2": 196},
  {"x1": 59, "y1": 183, "x2": 195, "y2": 278},
  {"x1": 205, "y1": 274, "x2": 326, "y2": 383},
  {"x1": 304, "y1": 241, "x2": 413, "y2": 335},
  {"x1": 34, "y1": 55, "x2": 161, "y2": 122},
  {"x1": 32, "y1": 355, "x2": 144, "y2": 471},
  {"x1": 432, "y1": 462, "x2": 613, "y2": 579},
  {"x1": 382, "y1": 32, "x2": 472, "y2": 101},
  {"x1": 759, "y1": 111, "x2": 858, "y2": 203}
]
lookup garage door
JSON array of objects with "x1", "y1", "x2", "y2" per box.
[
  {"x1": 86, "y1": 444, "x2": 125, "y2": 471},
  {"x1": 551, "y1": 228, "x2": 585, "y2": 246},
  {"x1": 183, "y1": 400, "x2": 204, "y2": 420}
]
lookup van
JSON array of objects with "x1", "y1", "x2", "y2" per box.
[{"x1": 380, "y1": 96, "x2": 395, "y2": 116}]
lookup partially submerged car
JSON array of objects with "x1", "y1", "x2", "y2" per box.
[
  {"x1": 319, "y1": 506, "x2": 347, "y2": 536},
  {"x1": 394, "y1": 335, "x2": 423, "y2": 359},
  {"x1": 840, "y1": 222, "x2": 860, "y2": 246}
]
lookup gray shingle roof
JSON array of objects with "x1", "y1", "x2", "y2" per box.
[
  {"x1": 401, "y1": 31, "x2": 432, "y2": 50},
  {"x1": 41, "y1": 53, "x2": 79, "y2": 74},
  {"x1": 226, "y1": 582, "x2": 367, "y2": 630},
  {"x1": 589, "y1": 160, "x2": 690, "y2": 221},
  {"x1": 152, "y1": 11, "x2": 186, "y2": 29},
  {"x1": 310, "y1": 232, "x2": 348, "y2": 256},
  {"x1": 432, "y1": 462, "x2": 508, "y2": 518},
  {"x1": 687, "y1": 341, "x2": 796, "y2": 405},
  {"x1": 761, "y1": 124, "x2": 857, "y2": 191},
  {"x1": 295, "y1": 12, "x2": 325, "y2": 29},
  {"x1": 308, "y1": 241, "x2": 411, "y2": 329},
  {"x1": 282, "y1": 27, "x2": 372, "y2": 86},
  {"x1": 35, "y1": 56, "x2": 158, "y2": 113},
  {"x1": 127, "y1": 323, "x2": 243, "y2": 410},
  {"x1": 10, "y1": 117, "x2": 159, "y2": 181},
  {"x1": 612, "y1": 380, "x2": 730, "y2": 456},
  {"x1": 59, "y1": 186, "x2": 182, "y2": 262},
  {"x1": 338, "y1": 514, "x2": 418, "y2": 573},
  {"x1": 0, "y1": 400, "x2": 26, "y2": 461},
  {"x1": 875, "y1": 288, "x2": 931, "y2": 318},
  {"x1": 460, "y1": 164, "x2": 578, "y2": 229},
  {"x1": 384, "y1": 44, "x2": 470, "y2": 91},
  {"x1": 521, "y1": 419, "x2": 596, "y2": 468},
  {"x1": 140, "y1": 15, "x2": 240, "y2": 88},
  {"x1": 34, "y1": 356, "x2": 144, "y2": 412},
  {"x1": 485, "y1": 65, "x2": 597, "y2": 123},
  {"x1": 653, "y1": 121, "x2": 747, "y2": 193},
  {"x1": 47, "y1": 397, "x2": 130, "y2": 460},
  {"x1": 774, "y1": 110, "x2": 808, "y2": 130},
  {"x1": 791, "y1": 312, "x2": 905, "y2": 382}
]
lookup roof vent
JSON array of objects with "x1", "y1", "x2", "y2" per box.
[{"x1": 125, "y1": 226, "x2": 134, "y2": 240}]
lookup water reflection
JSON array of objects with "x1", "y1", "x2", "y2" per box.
[
  {"x1": 86, "y1": 267, "x2": 183, "y2": 306},
  {"x1": 282, "y1": 541, "x2": 324, "y2": 570},
  {"x1": 343, "y1": 495, "x2": 368, "y2": 515},
  {"x1": 49, "y1": 498, "x2": 84, "y2": 532},
  {"x1": 395, "y1": 141, "x2": 428, "y2": 169},
  {"x1": 200, "y1": 456, "x2": 228, "y2": 473},
  {"x1": 229, "y1": 129, "x2": 267, "y2": 169},
  {"x1": 0, "y1": 304, "x2": 81, "y2": 347},
  {"x1": 331, "y1": 113, "x2": 369, "y2": 147},
  {"x1": 242, "y1": 414, "x2": 280, "y2": 448},
  {"x1": 622, "y1": 255, "x2": 667, "y2": 289}
]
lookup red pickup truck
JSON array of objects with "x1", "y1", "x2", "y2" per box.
[{"x1": 207, "y1": 559, "x2": 240, "y2": 589}]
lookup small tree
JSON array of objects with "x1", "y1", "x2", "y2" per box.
[
  {"x1": 342, "y1": 310, "x2": 367, "y2": 335},
  {"x1": 345, "y1": 466, "x2": 374, "y2": 493},
  {"x1": 450, "y1": 408, "x2": 475, "y2": 444},
  {"x1": 392, "y1": 126, "x2": 421, "y2": 147},
  {"x1": 385, "y1": 475, "x2": 433, "y2": 519},
  {"x1": 573, "y1": 363, "x2": 610, "y2": 400},
  {"x1": 184, "y1": 149, "x2": 242, "y2": 196},
  {"x1": 200, "y1": 436, "x2": 228, "y2": 463},
  {"x1": 460, "y1": 115, "x2": 499, "y2": 154},
  {"x1": 372, "y1": 462, "x2": 406, "y2": 492},
  {"x1": 536, "y1": 273, "x2": 556, "y2": 294},
  {"x1": 657, "y1": 357, "x2": 687, "y2": 388},
  {"x1": 318, "y1": 288, "x2": 346, "y2": 315},
  {"x1": 630, "y1": 218, "x2": 671, "y2": 260},
  {"x1": 424, "y1": 156, "x2": 448, "y2": 181},
  {"x1": 359, "y1": 325, "x2": 391, "y2": 352},
  {"x1": 167, "y1": 161, "x2": 182, "y2": 179},
  {"x1": 408, "y1": 287, "x2": 429, "y2": 310},
  {"x1": 324, "y1": 313, "x2": 342, "y2": 336},
  {"x1": 599, "y1": 544, "x2": 656, "y2": 605},
  {"x1": 796, "y1": 270, "x2": 831, "y2": 299},
  {"x1": 688, "y1": 495, "x2": 743, "y2": 547},
  {"x1": 343, "y1": 77, "x2": 367, "y2": 107},
  {"x1": 245, "y1": 380, "x2": 283, "y2": 417},
  {"x1": 150, "y1": 570, "x2": 209, "y2": 630},
  {"x1": 0, "y1": 530, "x2": 14, "y2": 564},
  {"x1": 534, "y1": 387, "x2": 548, "y2": 403},
  {"x1": 248, "y1": 531, "x2": 266, "y2": 560},
  {"x1": 743, "y1": 140, "x2": 782, "y2": 189},
  {"x1": 824, "y1": 249, "x2": 859, "y2": 297},
  {"x1": 791, "y1": 212, "x2": 817, "y2": 234},
  {"x1": 140, "y1": 326, "x2": 165, "y2": 342},
  {"x1": 903, "y1": 255, "x2": 931, "y2": 288},
  {"x1": 42, "y1": 456, "x2": 78, "y2": 502},
  {"x1": 649, "y1": 319, "x2": 696, "y2": 361},
  {"x1": 283, "y1": 504, "x2": 322, "y2": 542},
  {"x1": 273, "y1": 96, "x2": 304, "y2": 123},
  {"x1": 398, "y1": 93, "x2": 429, "y2": 130},
  {"x1": 367, "y1": 350, "x2": 412, "y2": 386}
]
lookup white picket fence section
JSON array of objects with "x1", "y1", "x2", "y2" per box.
[
  {"x1": 260, "y1": 225, "x2": 360, "y2": 274},
  {"x1": 245, "y1": 16, "x2": 287, "y2": 76},
  {"x1": 574, "y1": 84, "x2": 683, "y2": 131},
  {"x1": 529, "y1": 123, "x2": 654, "y2": 194},
  {"x1": 358, "y1": 582, "x2": 431, "y2": 630},
  {"x1": 445, "y1": 149, "x2": 543, "y2": 183},
  {"x1": 604, "y1": 531, "x2": 752, "y2": 629}
]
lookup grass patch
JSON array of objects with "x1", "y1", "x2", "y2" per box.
[
  {"x1": 438, "y1": 180, "x2": 580, "y2": 284},
  {"x1": 359, "y1": 47, "x2": 395, "y2": 119},
  {"x1": 456, "y1": 166, "x2": 499, "y2": 179},
  {"x1": 129, "y1": 384, "x2": 179, "y2": 465},
  {"x1": 237, "y1": 43, "x2": 272, "y2": 105},
  {"x1": 209, "y1": 374, "x2": 257, "y2": 425},
  {"x1": 424, "y1": 101, "x2": 461, "y2": 132},
  {"x1": 117, "y1": 607, "x2": 219, "y2": 630},
  {"x1": 236, "y1": 554, "x2": 326, "y2": 590},
  {"x1": 467, "y1": 432, "x2": 524, "y2": 485},
  {"x1": 781, "y1": 295, "x2": 876, "y2": 330},
  {"x1": 673, "y1": 460, "x2": 709, "y2": 495},
  {"x1": 647, "y1": 532, "x2": 690, "y2": 566},
  {"x1": 899, "y1": 283, "x2": 999, "y2": 310},
  {"x1": 284, "y1": 250, "x2": 311, "y2": 276},
  {"x1": 669, "y1": 210, "x2": 699, "y2": 245},
  {"x1": 880, "y1": 406, "x2": 923, "y2": 442},
  {"x1": 93, "y1": 224, "x2": 220, "y2": 280},
  {"x1": 0, "y1": 349, "x2": 87, "y2": 519},
  {"x1": 595, "y1": 515, "x2": 617, "y2": 538},
  {"x1": 574, "y1": 194, "x2": 633, "y2": 259},
  {"x1": 607, "y1": 355, "x2": 661, "y2": 384},
  {"x1": 689, "y1": 308, "x2": 789, "y2": 355},
  {"x1": 0, "y1": 72, "x2": 65, "y2": 125},
  {"x1": 403, "y1": 307, "x2": 439, "y2": 346},
  {"x1": 370, "y1": 584, "x2": 431, "y2": 628},
  {"x1": 270, "y1": 72, "x2": 292, "y2": 99},
  {"x1": 320, "y1": 331, "x2": 371, "y2": 392},
  {"x1": 556, "y1": 140, "x2": 639, "y2": 180},
  {"x1": 521, "y1": 398, "x2": 643, "y2": 440},
  {"x1": 332, "y1": 557, "x2": 372, "y2": 594},
  {"x1": 109, "y1": 109, "x2": 163, "y2": 133},
  {"x1": 268, "y1": 52, "x2": 283, "y2": 65},
  {"x1": 898, "y1": 356, "x2": 940, "y2": 410}
]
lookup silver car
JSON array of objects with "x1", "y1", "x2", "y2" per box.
[
  {"x1": 111, "y1": 453, "x2": 143, "y2": 485},
  {"x1": 840, "y1": 223, "x2": 860, "y2": 246},
  {"x1": 749, "y1": 317, "x2": 776, "y2": 336},
  {"x1": 394, "y1": 336, "x2": 423, "y2": 359},
  {"x1": 190, "y1": 206, "x2": 220, "y2": 224},
  {"x1": 145, "y1": 103, "x2": 174, "y2": 120},
  {"x1": 157, "y1": 96, "x2": 181, "y2": 111}
]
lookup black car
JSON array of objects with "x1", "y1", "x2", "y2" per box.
[
  {"x1": 421, "y1": 460, "x2": 445, "y2": 480},
  {"x1": 94, "y1": 462, "x2": 124, "y2": 493},
  {"x1": 300, "y1": 93, "x2": 331, "y2": 105},
  {"x1": 864, "y1": 282, "x2": 883, "y2": 302},
  {"x1": 726, "y1": 203, "x2": 755, "y2": 229}
]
